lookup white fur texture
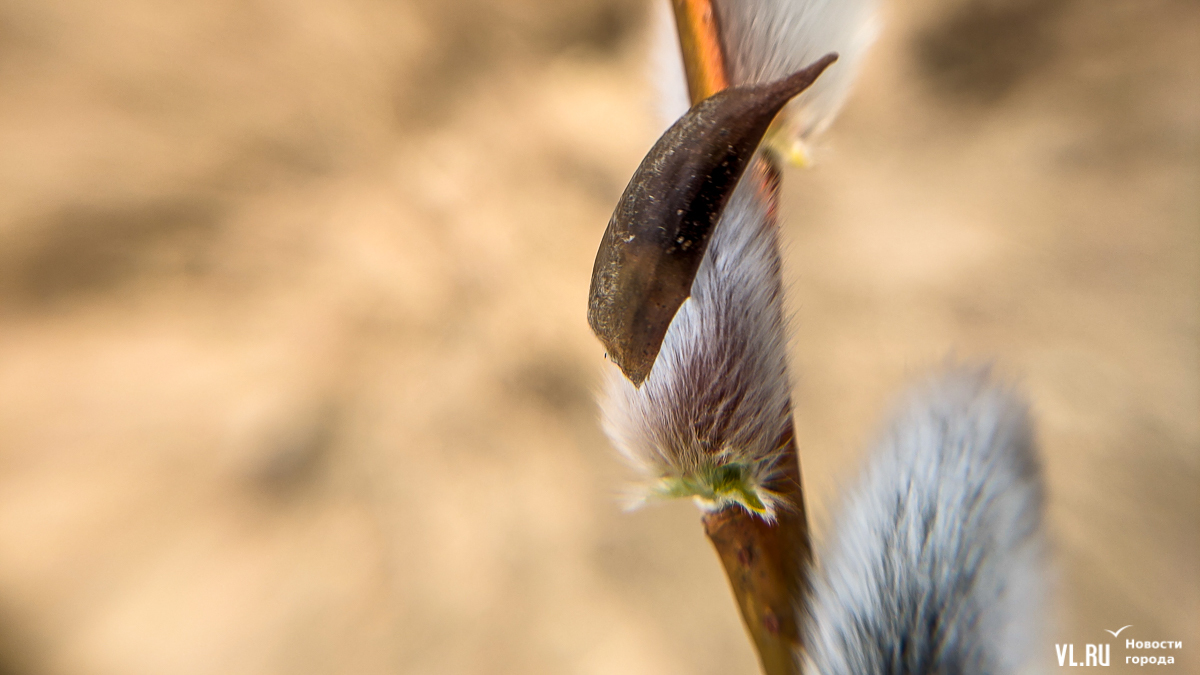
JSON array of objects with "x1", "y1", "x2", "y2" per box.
[
  {"x1": 717, "y1": 0, "x2": 879, "y2": 142},
  {"x1": 622, "y1": 5, "x2": 1046, "y2": 668},
  {"x1": 601, "y1": 165, "x2": 793, "y2": 515},
  {"x1": 608, "y1": 0, "x2": 878, "y2": 513},
  {"x1": 651, "y1": 0, "x2": 879, "y2": 142},
  {"x1": 801, "y1": 369, "x2": 1047, "y2": 675}
]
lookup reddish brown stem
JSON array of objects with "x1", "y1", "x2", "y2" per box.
[
  {"x1": 703, "y1": 419, "x2": 810, "y2": 675},
  {"x1": 669, "y1": 6, "x2": 812, "y2": 674},
  {"x1": 671, "y1": 0, "x2": 729, "y2": 102}
]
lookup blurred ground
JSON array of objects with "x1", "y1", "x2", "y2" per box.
[{"x1": 0, "y1": 0, "x2": 1195, "y2": 673}]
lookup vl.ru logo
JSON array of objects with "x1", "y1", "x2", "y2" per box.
[
  {"x1": 1056, "y1": 642, "x2": 1111, "y2": 667},
  {"x1": 1056, "y1": 626, "x2": 1124, "y2": 667},
  {"x1": 1057, "y1": 626, "x2": 1184, "y2": 667}
]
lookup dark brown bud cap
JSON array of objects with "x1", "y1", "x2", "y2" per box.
[{"x1": 587, "y1": 53, "x2": 838, "y2": 386}]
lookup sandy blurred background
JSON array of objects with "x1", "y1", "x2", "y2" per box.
[{"x1": 0, "y1": 0, "x2": 1195, "y2": 673}]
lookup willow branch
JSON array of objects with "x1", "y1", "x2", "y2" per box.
[{"x1": 669, "y1": 4, "x2": 812, "y2": 674}]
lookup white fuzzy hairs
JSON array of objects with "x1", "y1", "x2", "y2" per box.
[
  {"x1": 717, "y1": 0, "x2": 879, "y2": 145},
  {"x1": 601, "y1": 163, "x2": 794, "y2": 517},
  {"x1": 649, "y1": 0, "x2": 878, "y2": 155},
  {"x1": 801, "y1": 369, "x2": 1046, "y2": 675},
  {"x1": 602, "y1": 3, "x2": 1047, "y2": 673},
  {"x1": 606, "y1": 0, "x2": 879, "y2": 516}
]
